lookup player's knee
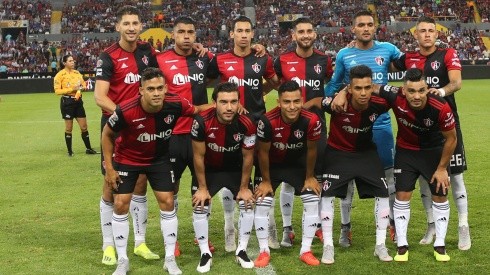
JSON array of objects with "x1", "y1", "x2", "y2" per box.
[
  {"x1": 113, "y1": 195, "x2": 131, "y2": 214},
  {"x1": 431, "y1": 195, "x2": 447, "y2": 203}
]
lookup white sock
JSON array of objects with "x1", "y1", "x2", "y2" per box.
[
  {"x1": 193, "y1": 206, "x2": 210, "y2": 255},
  {"x1": 112, "y1": 212, "x2": 129, "y2": 260},
  {"x1": 432, "y1": 200, "x2": 450, "y2": 247},
  {"x1": 255, "y1": 197, "x2": 273, "y2": 253},
  {"x1": 100, "y1": 197, "x2": 114, "y2": 249},
  {"x1": 280, "y1": 182, "x2": 294, "y2": 228},
  {"x1": 450, "y1": 173, "x2": 469, "y2": 227},
  {"x1": 375, "y1": 197, "x2": 390, "y2": 245},
  {"x1": 160, "y1": 209, "x2": 178, "y2": 257},
  {"x1": 236, "y1": 201, "x2": 254, "y2": 254},
  {"x1": 222, "y1": 188, "x2": 235, "y2": 230},
  {"x1": 340, "y1": 180, "x2": 354, "y2": 225},
  {"x1": 393, "y1": 199, "x2": 410, "y2": 247},
  {"x1": 385, "y1": 168, "x2": 396, "y2": 221},
  {"x1": 173, "y1": 194, "x2": 179, "y2": 213},
  {"x1": 320, "y1": 196, "x2": 334, "y2": 247},
  {"x1": 300, "y1": 194, "x2": 320, "y2": 255},
  {"x1": 419, "y1": 177, "x2": 434, "y2": 224},
  {"x1": 268, "y1": 197, "x2": 276, "y2": 232},
  {"x1": 130, "y1": 195, "x2": 148, "y2": 247}
]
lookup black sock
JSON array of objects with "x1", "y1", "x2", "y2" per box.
[
  {"x1": 81, "y1": 131, "x2": 92, "y2": 149},
  {"x1": 65, "y1": 132, "x2": 72, "y2": 153}
]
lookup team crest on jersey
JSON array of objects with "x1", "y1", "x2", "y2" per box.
[
  {"x1": 322, "y1": 179, "x2": 332, "y2": 191},
  {"x1": 294, "y1": 129, "x2": 304, "y2": 139},
  {"x1": 196, "y1": 59, "x2": 204, "y2": 69},
  {"x1": 142, "y1": 55, "x2": 149, "y2": 66},
  {"x1": 369, "y1": 113, "x2": 378, "y2": 122},
  {"x1": 233, "y1": 133, "x2": 244, "y2": 142},
  {"x1": 431, "y1": 60, "x2": 440, "y2": 71},
  {"x1": 375, "y1": 56, "x2": 385, "y2": 66},
  {"x1": 164, "y1": 115, "x2": 174, "y2": 124},
  {"x1": 423, "y1": 118, "x2": 433, "y2": 127},
  {"x1": 257, "y1": 120, "x2": 264, "y2": 130},
  {"x1": 251, "y1": 62, "x2": 261, "y2": 73},
  {"x1": 314, "y1": 64, "x2": 322, "y2": 74}
]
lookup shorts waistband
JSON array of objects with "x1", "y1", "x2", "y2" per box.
[{"x1": 62, "y1": 95, "x2": 76, "y2": 98}]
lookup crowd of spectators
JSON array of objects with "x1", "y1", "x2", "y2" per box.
[
  {"x1": 375, "y1": 0, "x2": 475, "y2": 25},
  {"x1": 0, "y1": 32, "x2": 116, "y2": 74},
  {"x1": 479, "y1": 0, "x2": 490, "y2": 22},
  {"x1": 60, "y1": 0, "x2": 153, "y2": 34},
  {"x1": 0, "y1": 0, "x2": 52, "y2": 34}
]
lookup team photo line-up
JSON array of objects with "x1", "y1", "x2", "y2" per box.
[{"x1": 61, "y1": 5, "x2": 469, "y2": 275}]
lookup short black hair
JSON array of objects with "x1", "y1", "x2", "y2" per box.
[
  {"x1": 349, "y1": 65, "x2": 372, "y2": 80},
  {"x1": 116, "y1": 5, "x2": 141, "y2": 23},
  {"x1": 404, "y1": 68, "x2": 426, "y2": 83},
  {"x1": 212, "y1": 82, "x2": 239, "y2": 101},
  {"x1": 232, "y1": 15, "x2": 254, "y2": 30},
  {"x1": 173, "y1": 16, "x2": 196, "y2": 28},
  {"x1": 417, "y1": 16, "x2": 435, "y2": 26},
  {"x1": 278, "y1": 80, "x2": 300, "y2": 97},
  {"x1": 140, "y1": 67, "x2": 164, "y2": 86},
  {"x1": 292, "y1": 17, "x2": 313, "y2": 30},
  {"x1": 353, "y1": 10, "x2": 373, "y2": 25}
]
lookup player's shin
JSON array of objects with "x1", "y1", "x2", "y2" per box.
[
  {"x1": 300, "y1": 194, "x2": 320, "y2": 255},
  {"x1": 432, "y1": 200, "x2": 450, "y2": 247},
  {"x1": 161, "y1": 209, "x2": 178, "y2": 257},
  {"x1": 237, "y1": 201, "x2": 254, "y2": 253},
  {"x1": 255, "y1": 197, "x2": 273, "y2": 253},
  {"x1": 112, "y1": 213, "x2": 130, "y2": 260},
  {"x1": 320, "y1": 196, "x2": 334, "y2": 246},
  {"x1": 280, "y1": 183, "x2": 295, "y2": 228},
  {"x1": 450, "y1": 173, "x2": 468, "y2": 226},
  {"x1": 393, "y1": 199, "x2": 411, "y2": 247},
  {"x1": 130, "y1": 195, "x2": 148, "y2": 247},
  {"x1": 375, "y1": 197, "x2": 390, "y2": 245},
  {"x1": 193, "y1": 206, "x2": 210, "y2": 255}
]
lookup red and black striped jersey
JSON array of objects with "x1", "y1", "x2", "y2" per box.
[
  {"x1": 191, "y1": 108, "x2": 256, "y2": 171},
  {"x1": 257, "y1": 107, "x2": 321, "y2": 168},
  {"x1": 96, "y1": 41, "x2": 158, "y2": 115},
  {"x1": 393, "y1": 47, "x2": 462, "y2": 123},
  {"x1": 107, "y1": 93, "x2": 195, "y2": 166},
  {"x1": 208, "y1": 50, "x2": 276, "y2": 121},
  {"x1": 274, "y1": 49, "x2": 333, "y2": 130},
  {"x1": 156, "y1": 49, "x2": 214, "y2": 134},
  {"x1": 322, "y1": 94, "x2": 390, "y2": 152},
  {"x1": 380, "y1": 85, "x2": 455, "y2": 150}
]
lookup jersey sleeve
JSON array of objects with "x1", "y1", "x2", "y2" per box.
[
  {"x1": 206, "y1": 54, "x2": 219, "y2": 79},
  {"x1": 325, "y1": 55, "x2": 333, "y2": 80},
  {"x1": 273, "y1": 56, "x2": 283, "y2": 79},
  {"x1": 256, "y1": 116, "x2": 272, "y2": 142},
  {"x1": 445, "y1": 48, "x2": 462, "y2": 71},
  {"x1": 53, "y1": 72, "x2": 70, "y2": 95},
  {"x1": 190, "y1": 115, "x2": 205, "y2": 141},
  {"x1": 179, "y1": 95, "x2": 196, "y2": 116},
  {"x1": 241, "y1": 115, "x2": 257, "y2": 149},
  {"x1": 390, "y1": 43, "x2": 403, "y2": 62},
  {"x1": 263, "y1": 55, "x2": 277, "y2": 79},
  {"x1": 325, "y1": 51, "x2": 345, "y2": 96},
  {"x1": 106, "y1": 106, "x2": 127, "y2": 132},
  {"x1": 439, "y1": 103, "x2": 456, "y2": 131},
  {"x1": 378, "y1": 84, "x2": 400, "y2": 105},
  {"x1": 95, "y1": 52, "x2": 114, "y2": 81},
  {"x1": 320, "y1": 96, "x2": 334, "y2": 114},
  {"x1": 307, "y1": 114, "x2": 322, "y2": 141},
  {"x1": 392, "y1": 53, "x2": 407, "y2": 71}
]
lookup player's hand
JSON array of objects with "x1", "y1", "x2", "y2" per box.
[
  {"x1": 192, "y1": 43, "x2": 208, "y2": 57},
  {"x1": 105, "y1": 168, "x2": 122, "y2": 191},
  {"x1": 252, "y1": 44, "x2": 266, "y2": 57},
  {"x1": 331, "y1": 86, "x2": 348, "y2": 112},
  {"x1": 427, "y1": 87, "x2": 443, "y2": 96},
  {"x1": 237, "y1": 187, "x2": 255, "y2": 210},
  {"x1": 346, "y1": 40, "x2": 356, "y2": 48},
  {"x1": 254, "y1": 181, "x2": 273, "y2": 203},
  {"x1": 302, "y1": 176, "x2": 321, "y2": 196},
  {"x1": 192, "y1": 188, "x2": 211, "y2": 209},
  {"x1": 430, "y1": 168, "x2": 450, "y2": 195},
  {"x1": 237, "y1": 103, "x2": 249, "y2": 115},
  {"x1": 74, "y1": 90, "x2": 82, "y2": 101}
]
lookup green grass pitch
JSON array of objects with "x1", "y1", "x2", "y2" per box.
[{"x1": 0, "y1": 80, "x2": 488, "y2": 274}]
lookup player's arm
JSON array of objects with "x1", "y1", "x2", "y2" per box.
[
  {"x1": 303, "y1": 96, "x2": 323, "y2": 110},
  {"x1": 431, "y1": 70, "x2": 462, "y2": 97},
  {"x1": 101, "y1": 124, "x2": 120, "y2": 191},
  {"x1": 301, "y1": 139, "x2": 320, "y2": 196},
  {"x1": 237, "y1": 147, "x2": 255, "y2": 209},
  {"x1": 255, "y1": 140, "x2": 273, "y2": 202},
  {"x1": 191, "y1": 139, "x2": 211, "y2": 209},
  {"x1": 430, "y1": 127, "x2": 457, "y2": 195},
  {"x1": 263, "y1": 74, "x2": 280, "y2": 96},
  {"x1": 94, "y1": 80, "x2": 116, "y2": 114}
]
